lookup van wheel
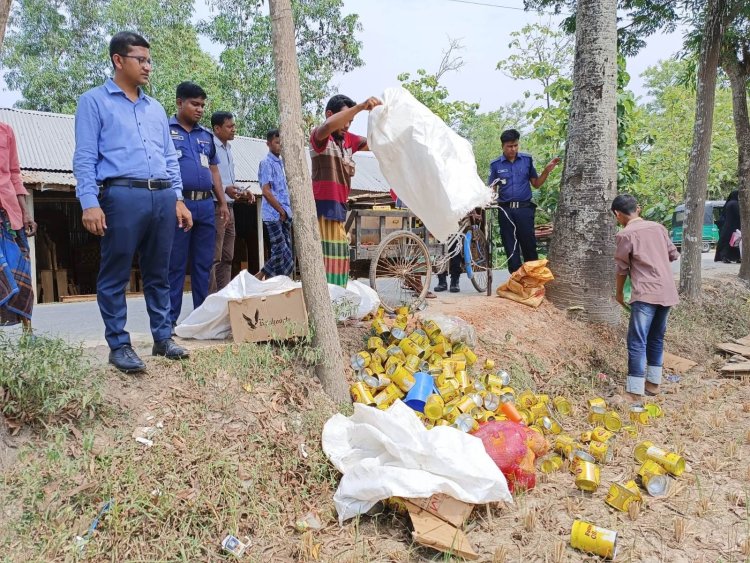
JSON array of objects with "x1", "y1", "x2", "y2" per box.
[{"x1": 702, "y1": 242, "x2": 710, "y2": 253}]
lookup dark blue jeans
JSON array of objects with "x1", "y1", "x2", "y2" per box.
[{"x1": 627, "y1": 301, "x2": 671, "y2": 395}]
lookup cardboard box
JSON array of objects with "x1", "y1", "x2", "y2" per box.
[
  {"x1": 228, "y1": 288, "x2": 309, "y2": 343},
  {"x1": 404, "y1": 497, "x2": 478, "y2": 560}
]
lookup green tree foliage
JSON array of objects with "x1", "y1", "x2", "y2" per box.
[
  {"x1": 201, "y1": 0, "x2": 363, "y2": 136},
  {"x1": 1, "y1": 0, "x2": 228, "y2": 119}
]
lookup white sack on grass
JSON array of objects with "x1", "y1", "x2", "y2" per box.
[
  {"x1": 322, "y1": 401, "x2": 512, "y2": 523},
  {"x1": 175, "y1": 272, "x2": 380, "y2": 340},
  {"x1": 367, "y1": 87, "x2": 494, "y2": 242}
]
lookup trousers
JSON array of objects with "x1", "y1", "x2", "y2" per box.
[
  {"x1": 209, "y1": 204, "x2": 235, "y2": 292},
  {"x1": 97, "y1": 186, "x2": 176, "y2": 349},
  {"x1": 168, "y1": 197, "x2": 216, "y2": 324},
  {"x1": 626, "y1": 301, "x2": 671, "y2": 395},
  {"x1": 498, "y1": 205, "x2": 537, "y2": 273}
]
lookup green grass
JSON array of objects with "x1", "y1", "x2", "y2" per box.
[{"x1": 0, "y1": 333, "x2": 103, "y2": 425}]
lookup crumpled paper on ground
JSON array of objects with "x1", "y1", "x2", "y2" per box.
[
  {"x1": 175, "y1": 272, "x2": 380, "y2": 340},
  {"x1": 322, "y1": 401, "x2": 512, "y2": 523},
  {"x1": 496, "y1": 259, "x2": 554, "y2": 308}
]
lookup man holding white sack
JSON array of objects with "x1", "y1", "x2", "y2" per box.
[
  {"x1": 310, "y1": 94, "x2": 381, "y2": 287},
  {"x1": 489, "y1": 129, "x2": 560, "y2": 273}
]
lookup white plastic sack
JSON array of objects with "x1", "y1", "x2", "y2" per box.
[
  {"x1": 322, "y1": 401, "x2": 512, "y2": 523},
  {"x1": 175, "y1": 273, "x2": 378, "y2": 340},
  {"x1": 367, "y1": 87, "x2": 494, "y2": 242}
]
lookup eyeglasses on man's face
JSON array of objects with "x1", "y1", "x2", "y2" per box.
[{"x1": 120, "y1": 54, "x2": 154, "y2": 67}]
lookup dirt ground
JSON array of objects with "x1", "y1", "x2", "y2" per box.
[{"x1": 1, "y1": 277, "x2": 750, "y2": 562}]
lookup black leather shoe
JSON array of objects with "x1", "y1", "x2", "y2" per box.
[
  {"x1": 434, "y1": 282, "x2": 448, "y2": 292},
  {"x1": 109, "y1": 345, "x2": 146, "y2": 373},
  {"x1": 450, "y1": 283, "x2": 460, "y2": 293},
  {"x1": 152, "y1": 338, "x2": 189, "y2": 360}
]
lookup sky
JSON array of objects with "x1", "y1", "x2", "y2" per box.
[{"x1": 0, "y1": 0, "x2": 686, "y2": 136}]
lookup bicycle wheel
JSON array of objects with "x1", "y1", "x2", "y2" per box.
[
  {"x1": 369, "y1": 231, "x2": 432, "y2": 313},
  {"x1": 469, "y1": 228, "x2": 489, "y2": 293}
]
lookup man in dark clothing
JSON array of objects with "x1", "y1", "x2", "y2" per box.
[
  {"x1": 714, "y1": 191, "x2": 741, "y2": 263},
  {"x1": 488, "y1": 129, "x2": 560, "y2": 273}
]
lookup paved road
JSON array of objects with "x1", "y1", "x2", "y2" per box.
[{"x1": 3, "y1": 253, "x2": 739, "y2": 347}]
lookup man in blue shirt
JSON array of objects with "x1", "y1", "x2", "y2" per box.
[
  {"x1": 168, "y1": 82, "x2": 229, "y2": 325},
  {"x1": 73, "y1": 31, "x2": 192, "y2": 373},
  {"x1": 257, "y1": 129, "x2": 294, "y2": 279},
  {"x1": 488, "y1": 129, "x2": 560, "y2": 273}
]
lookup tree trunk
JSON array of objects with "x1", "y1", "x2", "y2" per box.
[
  {"x1": 679, "y1": 0, "x2": 727, "y2": 299},
  {"x1": 546, "y1": 0, "x2": 619, "y2": 324},
  {"x1": 268, "y1": 0, "x2": 349, "y2": 404},
  {"x1": 0, "y1": 0, "x2": 11, "y2": 51},
  {"x1": 723, "y1": 56, "x2": 750, "y2": 283}
]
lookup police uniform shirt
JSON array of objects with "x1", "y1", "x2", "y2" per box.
[
  {"x1": 488, "y1": 153, "x2": 538, "y2": 203},
  {"x1": 169, "y1": 116, "x2": 218, "y2": 191}
]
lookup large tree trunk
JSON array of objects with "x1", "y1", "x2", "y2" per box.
[
  {"x1": 546, "y1": 0, "x2": 619, "y2": 324},
  {"x1": 0, "y1": 0, "x2": 11, "y2": 50},
  {"x1": 723, "y1": 56, "x2": 750, "y2": 283},
  {"x1": 268, "y1": 0, "x2": 349, "y2": 404},
  {"x1": 679, "y1": 0, "x2": 727, "y2": 299}
]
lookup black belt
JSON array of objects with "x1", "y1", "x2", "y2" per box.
[
  {"x1": 499, "y1": 201, "x2": 535, "y2": 209},
  {"x1": 183, "y1": 190, "x2": 213, "y2": 201},
  {"x1": 104, "y1": 177, "x2": 172, "y2": 190}
]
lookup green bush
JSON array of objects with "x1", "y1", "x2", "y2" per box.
[{"x1": 0, "y1": 334, "x2": 102, "y2": 424}]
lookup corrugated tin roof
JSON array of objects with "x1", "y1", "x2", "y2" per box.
[{"x1": 0, "y1": 107, "x2": 389, "y2": 193}]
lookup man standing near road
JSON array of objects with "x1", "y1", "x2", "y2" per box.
[
  {"x1": 488, "y1": 129, "x2": 560, "y2": 273},
  {"x1": 73, "y1": 31, "x2": 192, "y2": 373},
  {"x1": 209, "y1": 111, "x2": 254, "y2": 292},
  {"x1": 167, "y1": 82, "x2": 229, "y2": 326},
  {"x1": 257, "y1": 129, "x2": 293, "y2": 279},
  {"x1": 311, "y1": 94, "x2": 381, "y2": 287}
]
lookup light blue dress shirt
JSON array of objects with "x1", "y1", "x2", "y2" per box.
[
  {"x1": 213, "y1": 136, "x2": 236, "y2": 203},
  {"x1": 258, "y1": 152, "x2": 292, "y2": 222},
  {"x1": 73, "y1": 78, "x2": 183, "y2": 210}
]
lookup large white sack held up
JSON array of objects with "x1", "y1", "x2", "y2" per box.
[
  {"x1": 322, "y1": 401, "x2": 512, "y2": 523},
  {"x1": 367, "y1": 87, "x2": 494, "y2": 242},
  {"x1": 175, "y1": 273, "x2": 380, "y2": 340}
]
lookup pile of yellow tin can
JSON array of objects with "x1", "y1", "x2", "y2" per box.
[{"x1": 349, "y1": 308, "x2": 571, "y2": 435}]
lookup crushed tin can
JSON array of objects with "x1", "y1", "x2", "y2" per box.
[
  {"x1": 541, "y1": 416, "x2": 563, "y2": 435},
  {"x1": 621, "y1": 424, "x2": 638, "y2": 438},
  {"x1": 629, "y1": 406, "x2": 651, "y2": 425},
  {"x1": 604, "y1": 411, "x2": 623, "y2": 432},
  {"x1": 437, "y1": 382, "x2": 460, "y2": 403},
  {"x1": 540, "y1": 454, "x2": 563, "y2": 473},
  {"x1": 517, "y1": 407, "x2": 533, "y2": 426},
  {"x1": 588, "y1": 405, "x2": 606, "y2": 425},
  {"x1": 221, "y1": 534, "x2": 251, "y2": 557},
  {"x1": 553, "y1": 396, "x2": 572, "y2": 415},
  {"x1": 389, "y1": 365, "x2": 416, "y2": 392},
  {"x1": 605, "y1": 481, "x2": 642, "y2": 511},
  {"x1": 574, "y1": 460, "x2": 601, "y2": 492},
  {"x1": 442, "y1": 405, "x2": 461, "y2": 424},
  {"x1": 386, "y1": 344, "x2": 405, "y2": 359},
  {"x1": 517, "y1": 390, "x2": 537, "y2": 408},
  {"x1": 373, "y1": 383, "x2": 404, "y2": 409},
  {"x1": 530, "y1": 402, "x2": 551, "y2": 422},
  {"x1": 535, "y1": 394, "x2": 550, "y2": 405},
  {"x1": 372, "y1": 347, "x2": 389, "y2": 364},
  {"x1": 371, "y1": 318, "x2": 390, "y2": 339},
  {"x1": 633, "y1": 440, "x2": 655, "y2": 463},
  {"x1": 455, "y1": 395, "x2": 479, "y2": 413},
  {"x1": 591, "y1": 427, "x2": 615, "y2": 443},
  {"x1": 554, "y1": 434, "x2": 576, "y2": 459},
  {"x1": 482, "y1": 392, "x2": 500, "y2": 412},
  {"x1": 579, "y1": 430, "x2": 593, "y2": 444},
  {"x1": 589, "y1": 440, "x2": 613, "y2": 464},
  {"x1": 588, "y1": 397, "x2": 607, "y2": 410},
  {"x1": 644, "y1": 403, "x2": 663, "y2": 418},
  {"x1": 570, "y1": 520, "x2": 617, "y2": 560},
  {"x1": 637, "y1": 460, "x2": 670, "y2": 496},
  {"x1": 367, "y1": 336, "x2": 384, "y2": 351},
  {"x1": 351, "y1": 351, "x2": 371, "y2": 371},
  {"x1": 483, "y1": 359, "x2": 495, "y2": 370},
  {"x1": 644, "y1": 445, "x2": 685, "y2": 476}
]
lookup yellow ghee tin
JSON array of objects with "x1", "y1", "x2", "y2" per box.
[
  {"x1": 553, "y1": 396, "x2": 572, "y2": 415},
  {"x1": 350, "y1": 351, "x2": 371, "y2": 371},
  {"x1": 603, "y1": 411, "x2": 623, "y2": 432},
  {"x1": 621, "y1": 424, "x2": 639, "y2": 438},
  {"x1": 350, "y1": 382, "x2": 376, "y2": 405},
  {"x1": 483, "y1": 359, "x2": 495, "y2": 370},
  {"x1": 591, "y1": 427, "x2": 615, "y2": 443},
  {"x1": 371, "y1": 318, "x2": 390, "y2": 339},
  {"x1": 629, "y1": 406, "x2": 651, "y2": 425},
  {"x1": 535, "y1": 393, "x2": 550, "y2": 405},
  {"x1": 605, "y1": 481, "x2": 642, "y2": 512},
  {"x1": 423, "y1": 394, "x2": 445, "y2": 420},
  {"x1": 455, "y1": 370, "x2": 470, "y2": 390},
  {"x1": 442, "y1": 405, "x2": 461, "y2": 424},
  {"x1": 588, "y1": 397, "x2": 607, "y2": 410},
  {"x1": 645, "y1": 445, "x2": 685, "y2": 476},
  {"x1": 454, "y1": 413, "x2": 479, "y2": 433},
  {"x1": 541, "y1": 416, "x2": 563, "y2": 435},
  {"x1": 570, "y1": 520, "x2": 617, "y2": 560},
  {"x1": 517, "y1": 390, "x2": 537, "y2": 409},
  {"x1": 540, "y1": 454, "x2": 563, "y2": 473},
  {"x1": 367, "y1": 336, "x2": 384, "y2": 351},
  {"x1": 589, "y1": 440, "x2": 613, "y2": 464},
  {"x1": 554, "y1": 434, "x2": 576, "y2": 459},
  {"x1": 633, "y1": 440, "x2": 654, "y2": 463},
  {"x1": 389, "y1": 366, "x2": 416, "y2": 392},
  {"x1": 373, "y1": 383, "x2": 403, "y2": 409},
  {"x1": 644, "y1": 403, "x2": 663, "y2": 418},
  {"x1": 404, "y1": 354, "x2": 421, "y2": 373},
  {"x1": 574, "y1": 460, "x2": 601, "y2": 492},
  {"x1": 579, "y1": 430, "x2": 593, "y2": 444},
  {"x1": 637, "y1": 460, "x2": 670, "y2": 496},
  {"x1": 588, "y1": 405, "x2": 607, "y2": 425},
  {"x1": 570, "y1": 450, "x2": 597, "y2": 474}
]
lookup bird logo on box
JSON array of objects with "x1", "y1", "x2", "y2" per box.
[{"x1": 243, "y1": 310, "x2": 260, "y2": 330}]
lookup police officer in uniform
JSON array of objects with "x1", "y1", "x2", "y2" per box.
[
  {"x1": 488, "y1": 129, "x2": 560, "y2": 273},
  {"x1": 73, "y1": 32, "x2": 193, "y2": 373},
  {"x1": 168, "y1": 82, "x2": 229, "y2": 326}
]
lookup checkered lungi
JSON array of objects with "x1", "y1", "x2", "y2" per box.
[
  {"x1": 262, "y1": 220, "x2": 294, "y2": 277},
  {"x1": 0, "y1": 210, "x2": 33, "y2": 325}
]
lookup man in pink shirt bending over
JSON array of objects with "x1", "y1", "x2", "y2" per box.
[{"x1": 612, "y1": 194, "x2": 680, "y2": 402}]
